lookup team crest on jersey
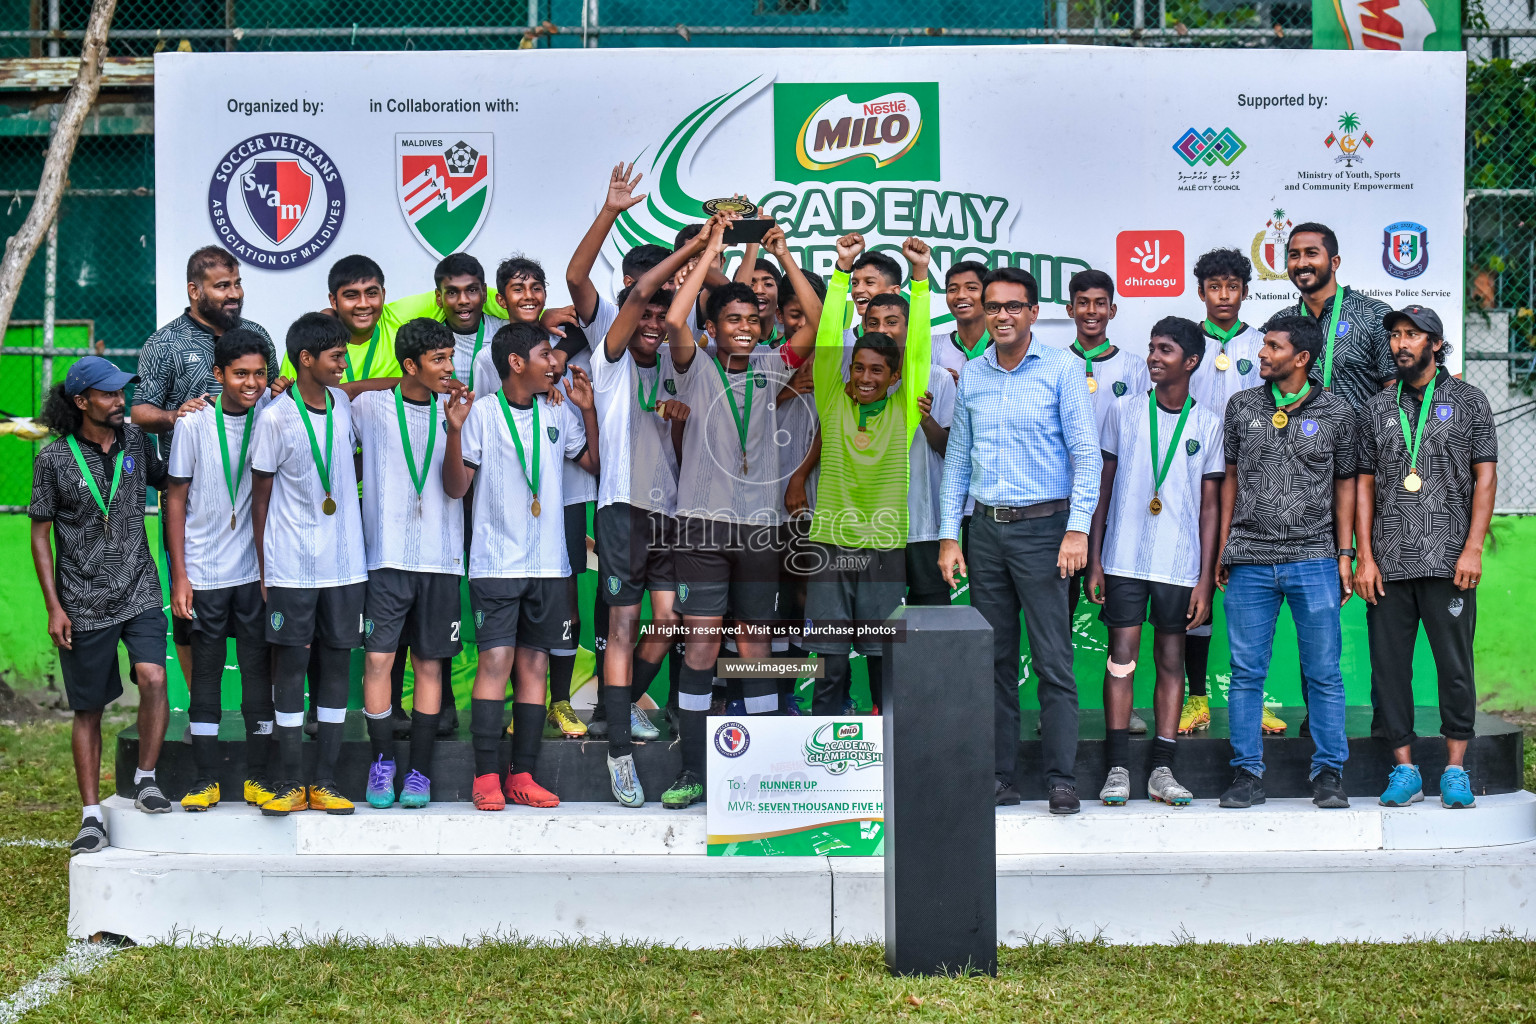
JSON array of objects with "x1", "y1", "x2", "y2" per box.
[
  {"x1": 122, "y1": 455, "x2": 135, "y2": 473},
  {"x1": 678, "y1": 583, "x2": 690, "y2": 603},
  {"x1": 1301, "y1": 419, "x2": 1320, "y2": 437},
  {"x1": 364, "y1": 618, "x2": 375, "y2": 638},
  {"x1": 753, "y1": 372, "x2": 767, "y2": 389},
  {"x1": 270, "y1": 611, "x2": 284, "y2": 631},
  {"x1": 1112, "y1": 381, "x2": 1127, "y2": 397},
  {"x1": 1434, "y1": 403, "x2": 1453, "y2": 421},
  {"x1": 1237, "y1": 358, "x2": 1253, "y2": 375},
  {"x1": 1186, "y1": 439, "x2": 1201, "y2": 456},
  {"x1": 547, "y1": 425, "x2": 559, "y2": 442},
  {"x1": 1336, "y1": 321, "x2": 1351, "y2": 339},
  {"x1": 607, "y1": 575, "x2": 622, "y2": 596},
  {"x1": 396, "y1": 134, "x2": 494, "y2": 260},
  {"x1": 207, "y1": 134, "x2": 345, "y2": 269},
  {"x1": 663, "y1": 379, "x2": 677, "y2": 395},
  {"x1": 474, "y1": 609, "x2": 484, "y2": 628}
]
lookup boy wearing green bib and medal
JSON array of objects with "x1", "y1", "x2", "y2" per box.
[
  {"x1": 1085, "y1": 317, "x2": 1224, "y2": 808},
  {"x1": 163, "y1": 329, "x2": 277, "y2": 812},
  {"x1": 250, "y1": 313, "x2": 369, "y2": 816},
  {"x1": 277, "y1": 255, "x2": 404, "y2": 395}
]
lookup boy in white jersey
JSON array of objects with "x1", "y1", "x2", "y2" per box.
[
  {"x1": 660, "y1": 214, "x2": 817, "y2": 810},
  {"x1": 353, "y1": 318, "x2": 465, "y2": 809},
  {"x1": 1180, "y1": 247, "x2": 1283, "y2": 738},
  {"x1": 444, "y1": 321, "x2": 600, "y2": 811},
  {"x1": 588, "y1": 232, "x2": 712, "y2": 805},
  {"x1": 164, "y1": 328, "x2": 275, "y2": 811},
  {"x1": 1085, "y1": 317, "x2": 1224, "y2": 807},
  {"x1": 934, "y1": 260, "x2": 991, "y2": 382},
  {"x1": 250, "y1": 313, "x2": 368, "y2": 816}
]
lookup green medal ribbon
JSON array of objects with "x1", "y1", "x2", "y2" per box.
[
  {"x1": 953, "y1": 329, "x2": 990, "y2": 361},
  {"x1": 65, "y1": 435, "x2": 123, "y2": 532},
  {"x1": 1202, "y1": 318, "x2": 1244, "y2": 356},
  {"x1": 495, "y1": 391, "x2": 541, "y2": 501},
  {"x1": 216, "y1": 403, "x2": 255, "y2": 529},
  {"x1": 1148, "y1": 391, "x2": 1194, "y2": 500},
  {"x1": 759, "y1": 328, "x2": 782, "y2": 349},
  {"x1": 1072, "y1": 338, "x2": 1114, "y2": 379},
  {"x1": 1396, "y1": 375, "x2": 1436, "y2": 474},
  {"x1": 637, "y1": 364, "x2": 662, "y2": 412},
  {"x1": 291, "y1": 387, "x2": 335, "y2": 500},
  {"x1": 1310, "y1": 287, "x2": 1346, "y2": 389},
  {"x1": 343, "y1": 327, "x2": 381, "y2": 384},
  {"x1": 856, "y1": 395, "x2": 891, "y2": 431},
  {"x1": 711, "y1": 357, "x2": 753, "y2": 471},
  {"x1": 1271, "y1": 380, "x2": 1312, "y2": 408},
  {"x1": 393, "y1": 387, "x2": 438, "y2": 503},
  {"x1": 465, "y1": 318, "x2": 486, "y2": 388}
]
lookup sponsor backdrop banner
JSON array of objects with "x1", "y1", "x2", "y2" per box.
[
  {"x1": 1312, "y1": 0, "x2": 1461, "y2": 51},
  {"x1": 156, "y1": 47, "x2": 1464, "y2": 368},
  {"x1": 706, "y1": 716, "x2": 884, "y2": 857}
]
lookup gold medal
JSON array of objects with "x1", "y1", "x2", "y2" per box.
[
  {"x1": 853, "y1": 431, "x2": 872, "y2": 450},
  {"x1": 322, "y1": 495, "x2": 337, "y2": 516},
  {"x1": 1215, "y1": 352, "x2": 1231, "y2": 371},
  {"x1": 1087, "y1": 377, "x2": 1098, "y2": 394},
  {"x1": 742, "y1": 455, "x2": 749, "y2": 474},
  {"x1": 230, "y1": 511, "x2": 237, "y2": 531},
  {"x1": 1149, "y1": 496, "x2": 1163, "y2": 516},
  {"x1": 1403, "y1": 471, "x2": 1423, "y2": 493},
  {"x1": 1271, "y1": 410, "x2": 1289, "y2": 429},
  {"x1": 702, "y1": 196, "x2": 759, "y2": 217},
  {"x1": 531, "y1": 497, "x2": 542, "y2": 517}
]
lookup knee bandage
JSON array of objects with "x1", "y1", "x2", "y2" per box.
[{"x1": 1107, "y1": 658, "x2": 1137, "y2": 678}]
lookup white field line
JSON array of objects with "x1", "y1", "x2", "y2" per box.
[
  {"x1": 0, "y1": 839, "x2": 67, "y2": 849},
  {"x1": 0, "y1": 941, "x2": 119, "y2": 1024}
]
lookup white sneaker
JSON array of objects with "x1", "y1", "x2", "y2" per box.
[
  {"x1": 1099, "y1": 766, "x2": 1130, "y2": 806},
  {"x1": 1148, "y1": 766, "x2": 1193, "y2": 806},
  {"x1": 607, "y1": 753, "x2": 645, "y2": 808},
  {"x1": 629, "y1": 703, "x2": 661, "y2": 741},
  {"x1": 1128, "y1": 710, "x2": 1148, "y2": 735}
]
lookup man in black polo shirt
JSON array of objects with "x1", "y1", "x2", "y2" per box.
[
  {"x1": 1215, "y1": 315, "x2": 1357, "y2": 810},
  {"x1": 29, "y1": 357, "x2": 175, "y2": 857},
  {"x1": 1354, "y1": 305, "x2": 1498, "y2": 810},
  {"x1": 1278, "y1": 222, "x2": 1394, "y2": 410},
  {"x1": 134, "y1": 245, "x2": 277, "y2": 673}
]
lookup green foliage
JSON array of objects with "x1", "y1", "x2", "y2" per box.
[{"x1": 1466, "y1": 58, "x2": 1536, "y2": 189}]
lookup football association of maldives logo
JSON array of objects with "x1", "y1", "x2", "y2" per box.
[
  {"x1": 206, "y1": 134, "x2": 345, "y2": 269},
  {"x1": 397, "y1": 134, "x2": 494, "y2": 259}
]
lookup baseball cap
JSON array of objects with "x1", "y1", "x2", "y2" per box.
[
  {"x1": 1382, "y1": 304, "x2": 1443, "y2": 338},
  {"x1": 63, "y1": 356, "x2": 138, "y2": 396}
]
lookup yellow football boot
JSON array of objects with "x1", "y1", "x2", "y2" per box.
[
  {"x1": 307, "y1": 783, "x2": 355, "y2": 815},
  {"x1": 180, "y1": 779, "x2": 220, "y2": 812},
  {"x1": 1261, "y1": 705, "x2": 1289, "y2": 734},
  {"x1": 1178, "y1": 695, "x2": 1210, "y2": 735},
  {"x1": 244, "y1": 778, "x2": 278, "y2": 807},
  {"x1": 260, "y1": 781, "x2": 308, "y2": 816},
  {"x1": 546, "y1": 700, "x2": 587, "y2": 738}
]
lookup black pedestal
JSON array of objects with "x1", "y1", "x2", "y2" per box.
[{"x1": 883, "y1": 605, "x2": 997, "y2": 978}]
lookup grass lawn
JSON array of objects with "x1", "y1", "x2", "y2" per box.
[{"x1": 1, "y1": 718, "x2": 1533, "y2": 1023}]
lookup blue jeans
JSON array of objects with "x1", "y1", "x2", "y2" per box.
[{"x1": 1224, "y1": 559, "x2": 1348, "y2": 779}]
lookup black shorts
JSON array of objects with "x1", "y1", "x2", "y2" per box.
[
  {"x1": 190, "y1": 581, "x2": 266, "y2": 642},
  {"x1": 565, "y1": 501, "x2": 591, "y2": 575},
  {"x1": 904, "y1": 540, "x2": 949, "y2": 603},
  {"x1": 595, "y1": 502, "x2": 677, "y2": 606},
  {"x1": 59, "y1": 605, "x2": 167, "y2": 711},
  {"x1": 364, "y1": 568, "x2": 465, "y2": 659},
  {"x1": 172, "y1": 613, "x2": 193, "y2": 646},
  {"x1": 469, "y1": 576, "x2": 572, "y2": 652},
  {"x1": 1099, "y1": 574, "x2": 1193, "y2": 633},
  {"x1": 803, "y1": 544, "x2": 907, "y2": 656},
  {"x1": 674, "y1": 517, "x2": 781, "y2": 621},
  {"x1": 265, "y1": 582, "x2": 367, "y2": 648}
]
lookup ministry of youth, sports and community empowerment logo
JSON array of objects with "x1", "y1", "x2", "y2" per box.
[
  {"x1": 1382, "y1": 221, "x2": 1428, "y2": 280},
  {"x1": 207, "y1": 134, "x2": 345, "y2": 269},
  {"x1": 396, "y1": 134, "x2": 494, "y2": 260}
]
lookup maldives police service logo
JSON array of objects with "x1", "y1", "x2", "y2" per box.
[
  {"x1": 208, "y1": 134, "x2": 345, "y2": 269},
  {"x1": 1382, "y1": 221, "x2": 1428, "y2": 280},
  {"x1": 714, "y1": 721, "x2": 751, "y2": 758},
  {"x1": 396, "y1": 134, "x2": 494, "y2": 260}
]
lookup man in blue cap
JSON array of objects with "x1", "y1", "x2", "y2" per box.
[{"x1": 29, "y1": 356, "x2": 175, "y2": 856}]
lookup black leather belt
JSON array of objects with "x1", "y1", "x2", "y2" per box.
[{"x1": 975, "y1": 498, "x2": 1070, "y2": 524}]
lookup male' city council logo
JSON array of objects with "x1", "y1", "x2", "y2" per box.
[
  {"x1": 1172, "y1": 127, "x2": 1246, "y2": 166},
  {"x1": 714, "y1": 721, "x2": 751, "y2": 758},
  {"x1": 207, "y1": 134, "x2": 345, "y2": 269}
]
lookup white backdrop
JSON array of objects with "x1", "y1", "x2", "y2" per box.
[{"x1": 155, "y1": 46, "x2": 1465, "y2": 367}]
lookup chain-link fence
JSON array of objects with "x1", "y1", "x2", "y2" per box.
[{"x1": 0, "y1": 1, "x2": 1535, "y2": 508}]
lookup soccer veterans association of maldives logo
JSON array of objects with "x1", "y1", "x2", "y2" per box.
[
  {"x1": 714, "y1": 721, "x2": 751, "y2": 758},
  {"x1": 1382, "y1": 221, "x2": 1428, "y2": 280},
  {"x1": 397, "y1": 134, "x2": 494, "y2": 260},
  {"x1": 207, "y1": 134, "x2": 345, "y2": 269}
]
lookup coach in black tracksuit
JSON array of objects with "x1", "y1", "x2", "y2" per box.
[{"x1": 1353, "y1": 305, "x2": 1497, "y2": 809}]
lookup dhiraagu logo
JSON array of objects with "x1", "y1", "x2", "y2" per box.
[{"x1": 775, "y1": 83, "x2": 940, "y2": 183}]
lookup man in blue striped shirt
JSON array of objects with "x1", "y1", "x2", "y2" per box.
[{"x1": 939, "y1": 267, "x2": 1102, "y2": 813}]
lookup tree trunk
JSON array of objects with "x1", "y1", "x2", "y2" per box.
[{"x1": 0, "y1": 0, "x2": 118, "y2": 338}]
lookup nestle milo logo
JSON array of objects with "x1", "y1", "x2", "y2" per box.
[
  {"x1": 804, "y1": 721, "x2": 882, "y2": 775},
  {"x1": 775, "y1": 82, "x2": 940, "y2": 184}
]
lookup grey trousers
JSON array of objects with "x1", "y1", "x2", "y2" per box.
[{"x1": 967, "y1": 509, "x2": 1078, "y2": 787}]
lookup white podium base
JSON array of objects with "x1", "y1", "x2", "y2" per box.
[{"x1": 70, "y1": 792, "x2": 1536, "y2": 947}]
